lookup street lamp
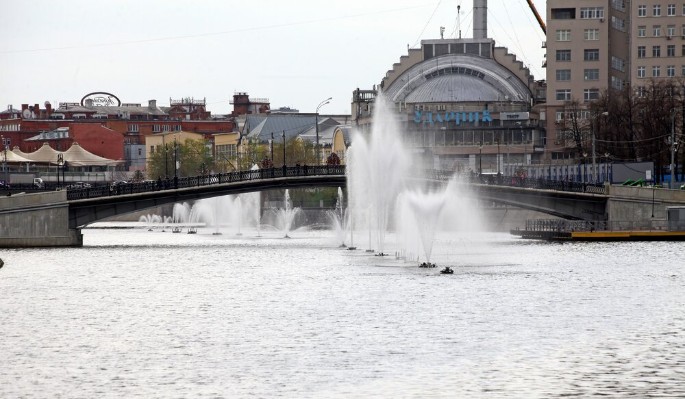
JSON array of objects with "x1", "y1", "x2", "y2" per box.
[
  {"x1": 479, "y1": 143, "x2": 483, "y2": 176},
  {"x1": 173, "y1": 133, "x2": 179, "y2": 188},
  {"x1": 315, "y1": 97, "x2": 332, "y2": 165},
  {"x1": 1, "y1": 135, "x2": 7, "y2": 186},
  {"x1": 593, "y1": 111, "x2": 609, "y2": 183},
  {"x1": 670, "y1": 108, "x2": 677, "y2": 189},
  {"x1": 270, "y1": 132, "x2": 274, "y2": 167},
  {"x1": 57, "y1": 153, "x2": 63, "y2": 188},
  {"x1": 282, "y1": 130, "x2": 286, "y2": 166}
]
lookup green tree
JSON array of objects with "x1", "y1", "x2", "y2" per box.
[{"x1": 147, "y1": 139, "x2": 214, "y2": 179}]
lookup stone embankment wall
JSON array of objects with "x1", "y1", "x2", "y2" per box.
[
  {"x1": 607, "y1": 185, "x2": 685, "y2": 229},
  {"x1": 0, "y1": 191, "x2": 83, "y2": 247}
]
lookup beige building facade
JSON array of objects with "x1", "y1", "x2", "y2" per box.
[{"x1": 545, "y1": 0, "x2": 685, "y2": 161}]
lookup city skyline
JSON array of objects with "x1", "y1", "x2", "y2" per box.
[{"x1": 0, "y1": 0, "x2": 546, "y2": 116}]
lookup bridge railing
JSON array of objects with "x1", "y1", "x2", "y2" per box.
[
  {"x1": 523, "y1": 219, "x2": 670, "y2": 232},
  {"x1": 422, "y1": 170, "x2": 607, "y2": 194},
  {"x1": 66, "y1": 165, "x2": 346, "y2": 201},
  {"x1": 66, "y1": 167, "x2": 605, "y2": 201}
]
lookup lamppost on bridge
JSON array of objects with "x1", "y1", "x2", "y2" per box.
[
  {"x1": 270, "y1": 132, "x2": 274, "y2": 167},
  {"x1": 56, "y1": 153, "x2": 63, "y2": 189},
  {"x1": 1, "y1": 135, "x2": 7, "y2": 186},
  {"x1": 478, "y1": 142, "x2": 483, "y2": 176},
  {"x1": 315, "y1": 97, "x2": 332, "y2": 165},
  {"x1": 670, "y1": 108, "x2": 677, "y2": 189},
  {"x1": 174, "y1": 132, "x2": 179, "y2": 188},
  {"x1": 282, "y1": 130, "x2": 287, "y2": 176},
  {"x1": 592, "y1": 111, "x2": 608, "y2": 184}
]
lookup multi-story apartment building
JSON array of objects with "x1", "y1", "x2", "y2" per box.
[{"x1": 545, "y1": 0, "x2": 685, "y2": 164}]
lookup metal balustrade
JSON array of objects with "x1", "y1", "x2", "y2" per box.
[{"x1": 65, "y1": 167, "x2": 608, "y2": 201}]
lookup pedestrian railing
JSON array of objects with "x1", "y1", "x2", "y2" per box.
[{"x1": 66, "y1": 165, "x2": 346, "y2": 201}]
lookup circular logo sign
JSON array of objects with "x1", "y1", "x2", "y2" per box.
[{"x1": 81, "y1": 92, "x2": 121, "y2": 107}]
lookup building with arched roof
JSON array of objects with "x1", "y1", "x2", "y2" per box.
[{"x1": 352, "y1": 0, "x2": 546, "y2": 174}]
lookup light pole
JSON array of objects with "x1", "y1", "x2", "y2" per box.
[
  {"x1": 163, "y1": 134, "x2": 168, "y2": 178},
  {"x1": 1, "y1": 135, "x2": 7, "y2": 186},
  {"x1": 479, "y1": 143, "x2": 483, "y2": 176},
  {"x1": 315, "y1": 97, "x2": 332, "y2": 165},
  {"x1": 670, "y1": 108, "x2": 677, "y2": 189},
  {"x1": 57, "y1": 153, "x2": 63, "y2": 188},
  {"x1": 282, "y1": 130, "x2": 286, "y2": 166},
  {"x1": 270, "y1": 132, "x2": 274, "y2": 167},
  {"x1": 174, "y1": 133, "x2": 179, "y2": 188},
  {"x1": 593, "y1": 111, "x2": 609, "y2": 183}
]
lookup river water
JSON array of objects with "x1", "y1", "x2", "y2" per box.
[{"x1": 1, "y1": 227, "x2": 683, "y2": 398}]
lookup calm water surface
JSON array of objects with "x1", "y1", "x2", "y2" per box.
[{"x1": 1, "y1": 227, "x2": 683, "y2": 398}]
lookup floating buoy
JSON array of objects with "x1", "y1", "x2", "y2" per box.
[{"x1": 0, "y1": 258, "x2": 4, "y2": 269}]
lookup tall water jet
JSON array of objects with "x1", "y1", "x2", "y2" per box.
[
  {"x1": 347, "y1": 93, "x2": 411, "y2": 254},
  {"x1": 328, "y1": 187, "x2": 348, "y2": 247}
]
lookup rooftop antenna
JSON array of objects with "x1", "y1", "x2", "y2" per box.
[
  {"x1": 440, "y1": 26, "x2": 445, "y2": 39},
  {"x1": 457, "y1": 5, "x2": 462, "y2": 38}
]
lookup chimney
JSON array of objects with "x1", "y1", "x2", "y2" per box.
[
  {"x1": 148, "y1": 99, "x2": 157, "y2": 109},
  {"x1": 34, "y1": 104, "x2": 40, "y2": 113},
  {"x1": 45, "y1": 101, "x2": 52, "y2": 115},
  {"x1": 21, "y1": 104, "x2": 28, "y2": 111},
  {"x1": 473, "y1": 0, "x2": 487, "y2": 39}
]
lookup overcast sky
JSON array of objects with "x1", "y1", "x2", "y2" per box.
[{"x1": 0, "y1": 0, "x2": 546, "y2": 116}]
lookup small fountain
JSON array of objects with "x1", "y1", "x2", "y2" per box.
[
  {"x1": 328, "y1": 187, "x2": 348, "y2": 247},
  {"x1": 273, "y1": 189, "x2": 301, "y2": 238}
]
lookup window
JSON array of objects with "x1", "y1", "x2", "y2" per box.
[
  {"x1": 668, "y1": 65, "x2": 676, "y2": 77},
  {"x1": 668, "y1": 44, "x2": 676, "y2": 57},
  {"x1": 128, "y1": 124, "x2": 139, "y2": 132},
  {"x1": 152, "y1": 124, "x2": 161, "y2": 132},
  {"x1": 638, "y1": 46, "x2": 646, "y2": 58},
  {"x1": 584, "y1": 89, "x2": 600, "y2": 102},
  {"x1": 668, "y1": 4, "x2": 676, "y2": 16},
  {"x1": 654, "y1": 25, "x2": 662, "y2": 37},
  {"x1": 556, "y1": 49, "x2": 571, "y2": 61},
  {"x1": 637, "y1": 86, "x2": 646, "y2": 97},
  {"x1": 611, "y1": 56, "x2": 625, "y2": 72},
  {"x1": 150, "y1": 146, "x2": 155, "y2": 154},
  {"x1": 682, "y1": 44, "x2": 685, "y2": 56},
  {"x1": 638, "y1": 26, "x2": 646, "y2": 37},
  {"x1": 556, "y1": 89, "x2": 572, "y2": 101},
  {"x1": 611, "y1": 76, "x2": 624, "y2": 90},
  {"x1": 584, "y1": 69, "x2": 600, "y2": 80},
  {"x1": 682, "y1": 65, "x2": 685, "y2": 76},
  {"x1": 556, "y1": 69, "x2": 571, "y2": 81},
  {"x1": 653, "y1": 45, "x2": 661, "y2": 57},
  {"x1": 556, "y1": 29, "x2": 571, "y2": 41},
  {"x1": 585, "y1": 28, "x2": 600, "y2": 40},
  {"x1": 638, "y1": 66, "x2": 646, "y2": 78},
  {"x1": 653, "y1": 66, "x2": 661, "y2": 77},
  {"x1": 638, "y1": 5, "x2": 647, "y2": 17},
  {"x1": 654, "y1": 4, "x2": 661, "y2": 16},
  {"x1": 580, "y1": 7, "x2": 604, "y2": 19},
  {"x1": 584, "y1": 49, "x2": 600, "y2": 61},
  {"x1": 668, "y1": 25, "x2": 676, "y2": 37}
]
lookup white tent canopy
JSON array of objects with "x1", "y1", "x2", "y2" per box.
[
  {"x1": 12, "y1": 142, "x2": 121, "y2": 167},
  {"x1": 0, "y1": 148, "x2": 34, "y2": 163},
  {"x1": 63, "y1": 143, "x2": 121, "y2": 167}
]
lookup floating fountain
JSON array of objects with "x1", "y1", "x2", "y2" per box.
[
  {"x1": 347, "y1": 93, "x2": 483, "y2": 266},
  {"x1": 328, "y1": 187, "x2": 348, "y2": 247},
  {"x1": 347, "y1": 93, "x2": 410, "y2": 256}
]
